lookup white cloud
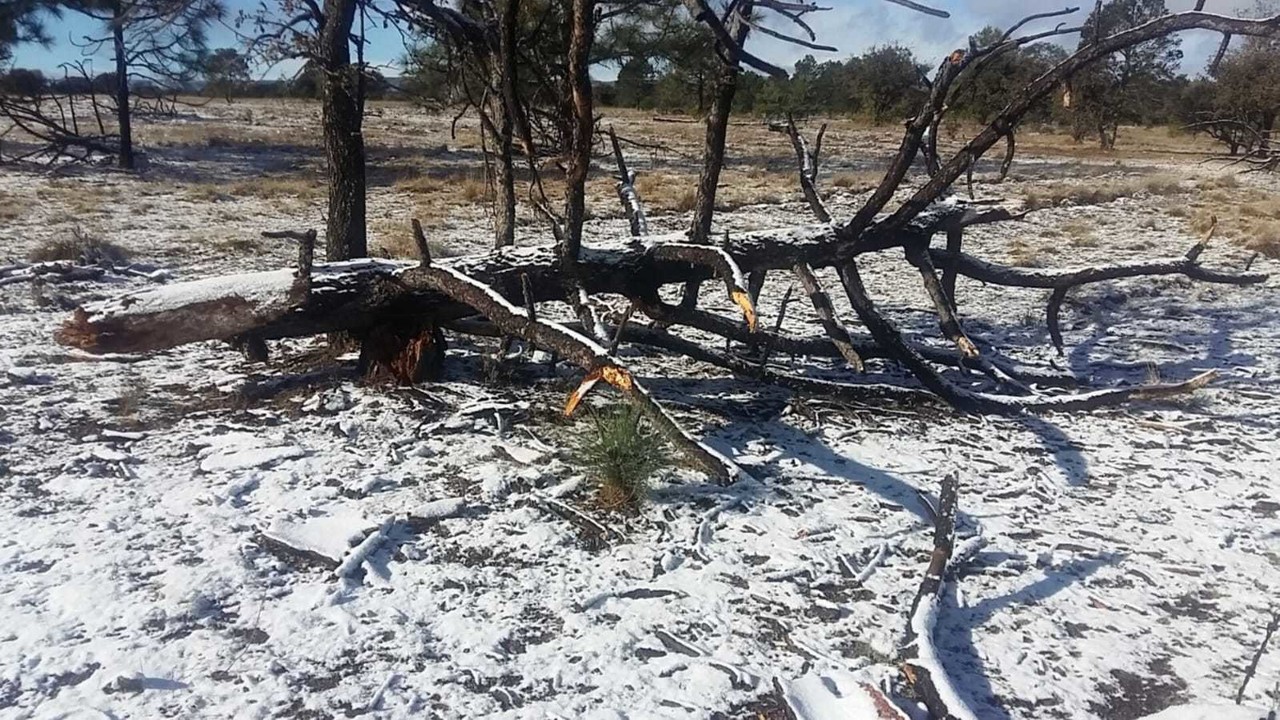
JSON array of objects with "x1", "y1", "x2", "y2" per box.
[{"x1": 750, "y1": 0, "x2": 1262, "y2": 77}]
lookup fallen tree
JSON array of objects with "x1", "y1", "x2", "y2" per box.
[{"x1": 53, "y1": 3, "x2": 1279, "y2": 486}]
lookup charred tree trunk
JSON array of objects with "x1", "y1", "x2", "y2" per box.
[
  {"x1": 683, "y1": 1, "x2": 751, "y2": 308},
  {"x1": 689, "y1": 66, "x2": 739, "y2": 246},
  {"x1": 562, "y1": 0, "x2": 595, "y2": 264},
  {"x1": 319, "y1": 0, "x2": 368, "y2": 261},
  {"x1": 111, "y1": 11, "x2": 133, "y2": 171},
  {"x1": 488, "y1": 92, "x2": 517, "y2": 248},
  {"x1": 490, "y1": 0, "x2": 519, "y2": 248}
]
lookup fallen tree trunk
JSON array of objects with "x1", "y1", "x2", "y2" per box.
[
  {"x1": 55, "y1": 210, "x2": 1264, "y2": 356},
  {"x1": 51, "y1": 217, "x2": 920, "y2": 354}
]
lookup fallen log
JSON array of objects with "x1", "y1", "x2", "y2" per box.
[
  {"x1": 52, "y1": 214, "x2": 946, "y2": 355},
  {"x1": 55, "y1": 209, "x2": 1265, "y2": 358}
]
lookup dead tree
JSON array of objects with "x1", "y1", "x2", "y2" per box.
[
  {"x1": 1, "y1": 1, "x2": 221, "y2": 167},
  {"x1": 54, "y1": 6, "x2": 1280, "y2": 485}
]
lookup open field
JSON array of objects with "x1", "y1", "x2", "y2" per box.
[{"x1": 1, "y1": 99, "x2": 1279, "y2": 719}]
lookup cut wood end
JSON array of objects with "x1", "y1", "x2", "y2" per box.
[
  {"x1": 54, "y1": 308, "x2": 101, "y2": 351},
  {"x1": 730, "y1": 289, "x2": 758, "y2": 332},
  {"x1": 563, "y1": 371, "x2": 603, "y2": 417},
  {"x1": 958, "y1": 337, "x2": 980, "y2": 358},
  {"x1": 599, "y1": 365, "x2": 634, "y2": 392},
  {"x1": 1182, "y1": 369, "x2": 1218, "y2": 391}
]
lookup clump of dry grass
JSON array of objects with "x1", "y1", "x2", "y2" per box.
[
  {"x1": 216, "y1": 236, "x2": 265, "y2": 254},
  {"x1": 1024, "y1": 174, "x2": 1185, "y2": 210},
  {"x1": 1186, "y1": 191, "x2": 1280, "y2": 258},
  {"x1": 1007, "y1": 238, "x2": 1046, "y2": 267},
  {"x1": 1243, "y1": 221, "x2": 1280, "y2": 258},
  {"x1": 371, "y1": 225, "x2": 457, "y2": 261},
  {"x1": 0, "y1": 190, "x2": 21, "y2": 221},
  {"x1": 1195, "y1": 174, "x2": 1240, "y2": 191},
  {"x1": 631, "y1": 172, "x2": 697, "y2": 213},
  {"x1": 829, "y1": 171, "x2": 882, "y2": 191},
  {"x1": 108, "y1": 374, "x2": 150, "y2": 427},
  {"x1": 673, "y1": 188, "x2": 698, "y2": 213},
  {"x1": 459, "y1": 177, "x2": 488, "y2": 203},
  {"x1": 28, "y1": 227, "x2": 130, "y2": 265},
  {"x1": 1061, "y1": 219, "x2": 1098, "y2": 246},
  {"x1": 35, "y1": 182, "x2": 118, "y2": 216}
]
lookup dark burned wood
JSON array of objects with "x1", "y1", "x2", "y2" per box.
[
  {"x1": 941, "y1": 227, "x2": 963, "y2": 309},
  {"x1": 835, "y1": 259, "x2": 1218, "y2": 414},
  {"x1": 237, "y1": 335, "x2": 270, "y2": 363},
  {"x1": 905, "y1": 243, "x2": 979, "y2": 358},
  {"x1": 792, "y1": 263, "x2": 864, "y2": 372},
  {"x1": 359, "y1": 321, "x2": 447, "y2": 384},
  {"x1": 901, "y1": 472, "x2": 963, "y2": 720},
  {"x1": 608, "y1": 126, "x2": 649, "y2": 238},
  {"x1": 412, "y1": 219, "x2": 432, "y2": 267},
  {"x1": 930, "y1": 245, "x2": 1265, "y2": 290},
  {"x1": 1047, "y1": 287, "x2": 1071, "y2": 355}
]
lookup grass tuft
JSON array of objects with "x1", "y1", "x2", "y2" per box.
[
  {"x1": 28, "y1": 227, "x2": 130, "y2": 265},
  {"x1": 575, "y1": 405, "x2": 667, "y2": 513}
]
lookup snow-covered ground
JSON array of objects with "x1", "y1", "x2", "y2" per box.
[{"x1": 1, "y1": 107, "x2": 1279, "y2": 719}]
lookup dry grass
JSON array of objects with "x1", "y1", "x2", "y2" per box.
[
  {"x1": 35, "y1": 182, "x2": 120, "y2": 217},
  {"x1": 1007, "y1": 237, "x2": 1046, "y2": 267},
  {"x1": 1011, "y1": 124, "x2": 1220, "y2": 160},
  {"x1": 370, "y1": 223, "x2": 458, "y2": 261},
  {"x1": 28, "y1": 227, "x2": 129, "y2": 265},
  {"x1": 829, "y1": 171, "x2": 883, "y2": 192},
  {"x1": 390, "y1": 171, "x2": 492, "y2": 216},
  {"x1": 181, "y1": 175, "x2": 324, "y2": 202},
  {"x1": 226, "y1": 176, "x2": 324, "y2": 200},
  {"x1": 215, "y1": 236, "x2": 266, "y2": 254},
  {"x1": 629, "y1": 168, "x2": 797, "y2": 214},
  {"x1": 1024, "y1": 173, "x2": 1186, "y2": 210},
  {"x1": 1061, "y1": 219, "x2": 1099, "y2": 247},
  {"x1": 1187, "y1": 189, "x2": 1280, "y2": 258},
  {"x1": 633, "y1": 172, "x2": 698, "y2": 213},
  {"x1": 1243, "y1": 222, "x2": 1280, "y2": 258},
  {"x1": 141, "y1": 121, "x2": 317, "y2": 150}
]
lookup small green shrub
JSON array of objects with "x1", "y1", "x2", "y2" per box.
[{"x1": 575, "y1": 405, "x2": 667, "y2": 513}]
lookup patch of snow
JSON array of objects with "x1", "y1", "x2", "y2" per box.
[{"x1": 198, "y1": 444, "x2": 306, "y2": 472}]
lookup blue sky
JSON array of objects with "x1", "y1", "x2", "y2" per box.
[{"x1": 8, "y1": 0, "x2": 1257, "y2": 80}]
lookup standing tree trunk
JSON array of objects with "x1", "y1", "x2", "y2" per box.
[
  {"x1": 111, "y1": 8, "x2": 134, "y2": 171},
  {"x1": 1260, "y1": 110, "x2": 1275, "y2": 154},
  {"x1": 318, "y1": 0, "x2": 367, "y2": 261},
  {"x1": 490, "y1": 0, "x2": 519, "y2": 248},
  {"x1": 487, "y1": 92, "x2": 517, "y2": 248},
  {"x1": 689, "y1": 66, "x2": 738, "y2": 245},
  {"x1": 562, "y1": 0, "x2": 594, "y2": 265},
  {"x1": 682, "y1": 1, "x2": 752, "y2": 309}
]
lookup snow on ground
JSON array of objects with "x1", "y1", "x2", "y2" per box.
[{"x1": 2, "y1": 113, "x2": 1280, "y2": 719}]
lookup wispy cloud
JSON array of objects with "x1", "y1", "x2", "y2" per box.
[{"x1": 752, "y1": 0, "x2": 1259, "y2": 77}]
